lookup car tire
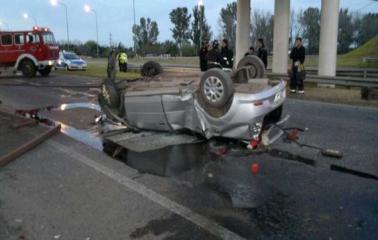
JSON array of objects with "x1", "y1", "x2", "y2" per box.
[
  {"x1": 207, "y1": 63, "x2": 222, "y2": 70},
  {"x1": 39, "y1": 67, "x2": 51, "y2": 77},
  {"x1": 199, "y1": 68, "x2": 234, "y2": 108},
  {"x1": 20, "y1": 59, "x2": 36, "y2": 78},
  {"x1": 101, "y1": 78, "x2": 120, "y2": 108},
  {"x1": 141, "y1": 61, "x2": 163, "y2": 77},
  {"x1": 236, "y1": 55, "x2": 265, "y2": 80}
]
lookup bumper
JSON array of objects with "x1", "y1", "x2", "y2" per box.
[
  {"x1": 194, "y1": 80, "x2": 287, "y2": 140},
  {"x1": 37, "y1": 60, "x2": 55, "y2": 69},
  {"x1": 67, "y1": 64, "x2": 87, "y2": 70}
]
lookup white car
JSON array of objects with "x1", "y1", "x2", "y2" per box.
[{"x1": 56, "y1": 51, "x2": 87, "y2": 71}]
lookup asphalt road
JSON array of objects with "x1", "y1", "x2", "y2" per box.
[{"x1": 0, "y1": 73, "x2": 377, "y2": 240}]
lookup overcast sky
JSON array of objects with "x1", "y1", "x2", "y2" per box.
[{"x1": 1, "y1": 0, "x2": 377, "y2": 47}]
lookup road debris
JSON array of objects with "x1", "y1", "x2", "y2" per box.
[{"x1": 0, "y1": 123, "x2": 61, "y2": 168}]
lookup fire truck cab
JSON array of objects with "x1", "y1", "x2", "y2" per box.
[{"x1": 0, "y1": 26, "x2": 59, "y2": 77}]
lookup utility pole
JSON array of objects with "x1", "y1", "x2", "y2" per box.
[
  {"x1": 133, "y1": 0, "x2": 137, "y2": 56},
  {"x1": 109, "y1": 32, "x2": 113, "y2": 47}
]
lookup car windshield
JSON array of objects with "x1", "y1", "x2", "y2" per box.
[
  {"x1": 63, "y1": 53, "x2": 80, "y2": 60},
  {"x1": 42, "y1": 33, "x2": 56, "y2": 44}
]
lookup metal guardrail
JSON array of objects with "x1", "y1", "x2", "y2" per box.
[
  {"x1": 363, "y1": 57, "x2": 378, "y2": 63},
  {"x1": 128, "y1": 65, "x2": 378, "y2": 88},
  {"x1": 267, "y1": 73, "x2": 378, "y2": 88}
]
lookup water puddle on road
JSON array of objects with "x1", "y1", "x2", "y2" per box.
[
  {"x1": 18, "y1": 102, "x2": 279, "y2": 209},
  {"x1": 14, "y1": 102, "x2": 304, "y2": 238}
]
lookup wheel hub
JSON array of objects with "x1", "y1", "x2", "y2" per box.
[{"x1": 204, "y1": 76, "x2": 224, "y2": 102}]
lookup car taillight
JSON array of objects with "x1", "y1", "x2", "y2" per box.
[{"x1": 253, "y1": 101, "x2": 263, "y2": 106}]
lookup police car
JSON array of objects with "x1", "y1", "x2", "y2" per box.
[{"x1": 56, "y1": 51, "x2": 87, "y2": 71}]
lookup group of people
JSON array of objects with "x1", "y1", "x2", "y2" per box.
[
  {"x1": 198, "y1": 37, "x2": 306, "y2": 94},
  {"x1": 199, "y1": 38, "x2": 269, "y2": 71},
  {"x1": 199, "y1": 39, "x2": 234, "y2": 72},
  {"x1": 244, "y1": 38, "x2": 268, "y2": 69}
]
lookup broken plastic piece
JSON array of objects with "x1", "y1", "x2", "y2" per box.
[
  {"x1": 247, "y1": 139, "x2": 259, "y2": 149},
  {"x1": 287, "y1": 128, "x2": 298, "y2": 141},
  {"x1": 321, "y1": 149, "x2": 343, "y2": 159},
  {"x1": 250, "y1": 163, "x2": 259, "y2": 175}
]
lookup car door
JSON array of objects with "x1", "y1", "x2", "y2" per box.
[
  {"x1": 13, "y1": 33, "x2": 26, "y2": 59},
  {"x1": 0, "y1": 33, "x2": 15, "y2": 65},
  {"x1": 124, "y1": 94, "x2": 171, "y2": 131},
  {"x1": 24, "y1": 32, "x2": 41, "y2": 60}
]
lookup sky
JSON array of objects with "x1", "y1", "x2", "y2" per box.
[{"x1": 0, "y1": 0, "x2": 377, "y2": 47}]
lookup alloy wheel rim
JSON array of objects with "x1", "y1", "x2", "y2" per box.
[{"x1": 204, "y1": 76, "x2": 224, "y2": 103}]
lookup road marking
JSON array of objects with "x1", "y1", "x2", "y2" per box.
[{"x1": 49, "y1": 140, "x2": 245, "y2": 240}]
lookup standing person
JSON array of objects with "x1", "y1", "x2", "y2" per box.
[
  {"x1": 256, "y1": 38, "x2": 268, "y2": 69},
  {"x1": 244, "y1": 46, "x2": 255, "y2": 56},
  {"x1": 220, "y1": 39, "x2": 234, "y2": 69},
  {"x1": 289, "y1": 37, "x2": 306, "y2": 94},
  {"x1": 118, "y1": 52, "x2": 128, "y2": 72},
  {"x1": 198, "y1": 41, "x2": 209, "y2": 72},
  {"x1": 207, "y1": 40, "x2": 222, "y2": 69}
]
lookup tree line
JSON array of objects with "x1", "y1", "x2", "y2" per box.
[
  {"x1": 59, "y1": 3, "x2": 377, "y2": 57},
  {"x1": 218, "y1": 2, "x2": 378, "y2": 55}
]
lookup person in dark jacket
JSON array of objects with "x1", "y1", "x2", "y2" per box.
[
  {"x1": 256, "y1": 38, "x2": 268, "y2": 69},
  {"x1": 207, "y1": 40, "x2": 222, "y2": 69},
  {"x1": 244, "y1": 46, "x2": 255, "y2": 56},
  {"x1": 198, "y1": 41, "x2": 209, "y2": 72},
  {"x1": 289, "y1": 37, "x2": 306, "y2": 94},
  {"x1": 220, "y1": 39, "x2": 234, "y2": 68}
]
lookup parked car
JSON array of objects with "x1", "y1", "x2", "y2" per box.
[
  {"x1": 99, "y1": 52, "x2": 286, "y2": 145},
  {"x1": 56, "y1": 51, "x2": 87, "y2": 71},
  {"x1": 0, "y1": 26, "x2": 59, "y2": 77}
]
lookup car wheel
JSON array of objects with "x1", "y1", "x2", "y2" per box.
[
  {"x1": 38, "y1": 67, "x2": 51, "y2": 77},
  {"x1": 199, "y1": 69, "x2": 234, "y2": 108},
  {"x1": 20, "y1": 59, "x2": 36, "y2": 78},
  {"x1": 141, "y1": 61, "x2": 163, "y2": 77},
  {"x1": 207, "y1": 63, "x2": 222, "y2": 70},
  {"x1": 236, "y1": 55, "x2": 265, "y2": 81},
  {"x1": 65, "y1": 65, "x2": 70, "y2": 71},
  {"x1": 101, "y1": 78, "x2": 120, "y2": 108}
]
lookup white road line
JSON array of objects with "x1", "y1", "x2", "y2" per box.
[{"x1": 49, "y1": 140, "x2": 245, "y2": 240}]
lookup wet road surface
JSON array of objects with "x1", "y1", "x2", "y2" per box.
[{"x1": 1, "y1": 74, "x2": 378, "y2": 239}]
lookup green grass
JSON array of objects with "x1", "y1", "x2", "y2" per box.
[
  {"x1": 57, "y1": 61, "x2": 141, "y2": 80},
  {"x1": 338, "y1": 36, "x2": 378, "y2": 68}
]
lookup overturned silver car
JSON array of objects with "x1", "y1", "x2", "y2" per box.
[{"x1": 99, "y1": 54, "x2": 286, "y2": 144}]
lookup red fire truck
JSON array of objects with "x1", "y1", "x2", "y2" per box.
[{"x1": 0, "y1": 26, "x2": 59, "y2": 77}]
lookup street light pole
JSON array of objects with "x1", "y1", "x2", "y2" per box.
[
  {"x1": 197, "y1": 0, "x2": 204, "y2": 50},
  {"x1": 23, "y1": 13, "x2": 38, "y2": 26},
  {"x1": 63, "y1": 3, "x2": 70, "y2": 50},
  {"x1": 94, "y1": 9, "x2": 99, "y2": 57},
  {"x1": 50, "y1": 0, "x2": 70, "y2": 50},
  {"x1": 133, "y1": 0, "x2": 137, "y2": 55},
  {"x1": 84, "y1": 4, "x2": 99, "y2": 57}
]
